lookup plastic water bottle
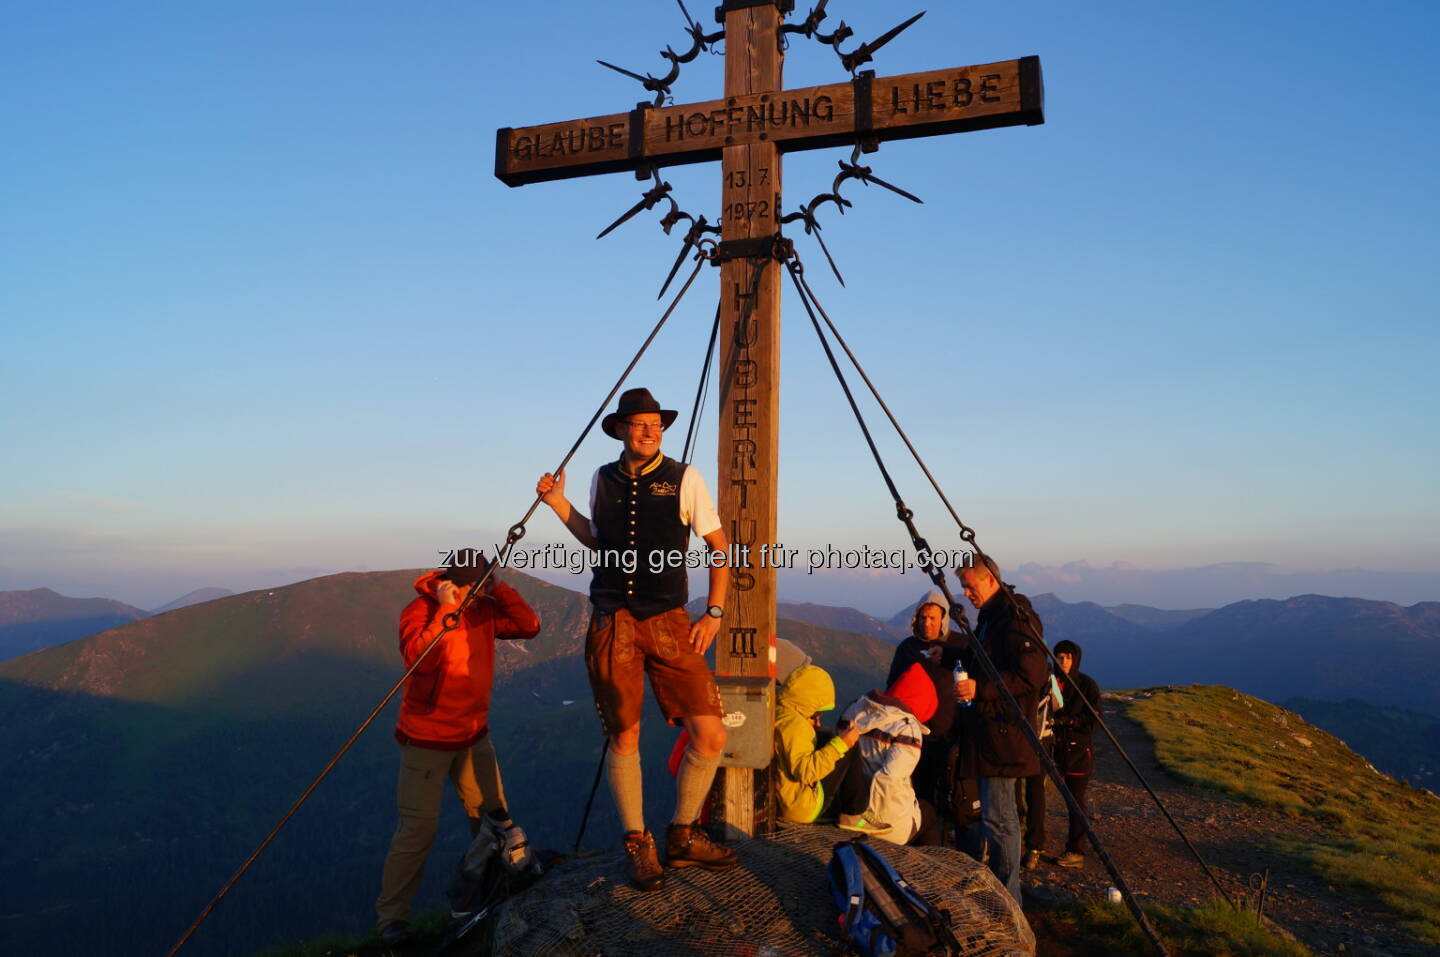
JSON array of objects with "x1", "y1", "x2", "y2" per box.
[{"x1": 953, "y1": 661, "x2": 972, "y2": 708}]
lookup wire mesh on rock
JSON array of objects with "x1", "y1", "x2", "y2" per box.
[{"x1": 492, "y1": 822, "x2": 1034, "y2": 956}]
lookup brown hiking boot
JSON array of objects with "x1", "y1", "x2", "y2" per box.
[
  {"x1": 622, "y1": 829, "x2": 664, "y2": 891},
  {"x1": 665, "y1": 822, "x2": 738, "y2": 871}
]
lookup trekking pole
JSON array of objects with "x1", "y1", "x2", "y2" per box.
[{"x1": 572, "y1": 739, "x2": 609, "y2": 853}]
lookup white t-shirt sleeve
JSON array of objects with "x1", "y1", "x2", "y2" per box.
[
  {"x1": 587, "y1": 469, "x2": 601, "y2": 540},
  {"x1": 679, "y1": 465, "x2": 722, "y2": 538}
]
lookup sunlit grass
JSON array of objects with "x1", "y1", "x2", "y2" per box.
[
  {"x1": 1038, "y1": 898, "x2": 1312, "y2": 956},
  {"x1": 1127, "y1": 685, "x2": 1440, "y2": 944}
]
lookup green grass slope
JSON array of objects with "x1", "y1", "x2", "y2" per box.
[{"x1": 1126, "y1": 685, "x2": 1440, "y2": 944}]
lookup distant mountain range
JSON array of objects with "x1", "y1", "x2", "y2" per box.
[
  {"x1": 0, "y1": 587, "x2": 149, "y2": 661},
  {"x1": 0, "y1": 586, "x2": 235, "y2": 661},
  {"x1": 1025, "y1": 591, "x2": 1440, "y2": 719},
  {"x1": 833, "y1": 588, "x2": 1440, "y2": 720}
]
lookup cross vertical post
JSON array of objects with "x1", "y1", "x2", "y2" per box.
[
  {"x1": 494, "y1": 0, "x2": 1044, "y2": 846},
  {"x1": 712, "y1": 0, "x2": 784, "y2": 839}
]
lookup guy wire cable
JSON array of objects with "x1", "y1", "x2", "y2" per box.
[
  {"x1": 165, "y1": 251, "x2": 711, "y2": 957},
  {"x1": 787, "y1": 257, "x2": 1170, "y2": 956},
  {"x1": 788, "y1": 259, "x2": 1237, "y2": 908},
  {"x1": 682, "y1": 301, "x2": 722, "y2": 465}
]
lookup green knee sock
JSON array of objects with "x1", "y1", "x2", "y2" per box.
[
  {"x1": 673, "y1": 747, "x2": 721, "y2": 825},
  {"x1": 606, "y1": 747, "x2": 645, "y2": 834}
]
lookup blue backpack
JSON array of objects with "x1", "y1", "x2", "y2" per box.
[{"x1": 828, "y1": 838, "x2": 961, "y2": 957}]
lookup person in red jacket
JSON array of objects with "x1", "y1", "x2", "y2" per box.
[{"x1": 374, "y1": 549, "x2": 540, "y2": 945}]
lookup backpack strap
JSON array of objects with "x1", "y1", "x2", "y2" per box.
[
  {"x1": 854, "y1": 842, "x2": 954, "y2": 956},
  {"x1": 854, "y1": 842, "x2": 931, "y2": 916}
]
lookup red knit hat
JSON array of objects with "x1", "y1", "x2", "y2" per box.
[{"x1": 886, "y1": 662, "x2": 938, "y2": 724}]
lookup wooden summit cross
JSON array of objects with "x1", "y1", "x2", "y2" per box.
[{"x1": 496, "y1": 2, "x2": 1043, "y2": 837}]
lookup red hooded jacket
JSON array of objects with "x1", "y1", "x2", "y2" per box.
[{"x1": 395, "y1": 570, "x2": 540, "y2": 749}]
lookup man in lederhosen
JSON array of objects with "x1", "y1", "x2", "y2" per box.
[{"x1": 536, "y1": 388, "x2": 736, "y2": 891}]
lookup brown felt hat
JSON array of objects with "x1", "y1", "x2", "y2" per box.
[{"x1": 601, "y1": 387, "x2": 678, "y2": 439}]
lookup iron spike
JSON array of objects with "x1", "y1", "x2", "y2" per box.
[
  {"x1": 658, "y1": 236, "x2": 696, "y2": 299},
  {"x1": 843, "y1": 10, "x2": 925, "y2": 72},
  {"x1": 596, "y1": 59, "x2": 651, "y2": 85},
  {"x1": 811, "y1": 221, "x2": 845, "y2": 286},
  {"x1": 859, "y1": 171, "x2": 924, "y2": 205},
  {"x1": 596, "y1": 197, "x2": 651, "y2": 239},
  {"x1": 597, "y1": 179, "x2": 671, "y2": 240},
  {"x1": 677, "y1": 0, "x2": 698, "y2": 33},
  {"x1": 866, "y1": 10, "x2": 926, "y2": 56}
]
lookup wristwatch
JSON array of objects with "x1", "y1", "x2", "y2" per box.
[{"x1": 706, "y1": 605, "x2": 724, "y2": 619}]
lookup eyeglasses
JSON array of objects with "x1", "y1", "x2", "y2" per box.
[{"x1": 625, "y1": 421, "x2": 665, "y2": 434}]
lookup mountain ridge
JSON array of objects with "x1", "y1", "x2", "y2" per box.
[
  {"x1": 0, "y1": 587, "x2": 150, "y2": 662},
  {"x1": 150, "y1": 587, "x2": 234, "y2": 615}
]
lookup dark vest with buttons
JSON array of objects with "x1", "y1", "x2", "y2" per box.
[{"x1": 591, "y1": 454, "x2": 690, "y2": 620}]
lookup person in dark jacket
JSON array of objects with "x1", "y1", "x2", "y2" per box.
[
  {"x1": 886, "y1": 588, "x2": 970, "y2": 843},
  {"x1": 1051, "y1": 639, "x2": 1101, "y2": 868},
  {"x1": 953, "y1": 558, "x2": 1048, "y2": 903}
]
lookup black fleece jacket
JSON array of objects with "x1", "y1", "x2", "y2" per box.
[
  {"x1": 1053, "y1": 641, "x2": 1101, "y2": 775},
  {"x1": 957, "y1": 589, "x2": 1049, "y2": 779}
]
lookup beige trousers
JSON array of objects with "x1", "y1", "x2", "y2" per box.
[{"x1": 375, "y1": 736, "x2": 506, "y2": 926}]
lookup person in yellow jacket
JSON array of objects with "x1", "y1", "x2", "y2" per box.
[{"x1": 774, "y1": 665, "x2": 866, "y2": 823}]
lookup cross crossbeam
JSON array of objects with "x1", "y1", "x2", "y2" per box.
[{"x1": 496, "y1": 57, "x2": 1042, "y2": 186}]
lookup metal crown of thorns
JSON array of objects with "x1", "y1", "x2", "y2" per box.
[{"x1": 594, "y1": 0, "x2": 929, "y2": 289}]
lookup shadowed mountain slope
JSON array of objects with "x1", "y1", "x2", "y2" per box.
[
  {"x1": 0, "y1": 569, "x2": 898, "y2": 957},
  {"x1": 776, "y1": 601, "x2": 906, "y2": 642}
]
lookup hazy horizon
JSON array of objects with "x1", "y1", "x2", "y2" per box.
[
  {"x1": 7, "y1": 554, "x2": 1437, "y2": 619},
  {"x1": 4, "y1": 3, "x2": 1437, "y2": 622}
]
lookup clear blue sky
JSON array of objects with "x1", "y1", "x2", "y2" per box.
[{"x1": 3, "y1": 1, "x2": 1437, "y2": 611}]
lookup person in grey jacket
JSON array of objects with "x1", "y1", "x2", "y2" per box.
[{"x1": 838, "y1": 662, "x2": 938, "y2": 844}]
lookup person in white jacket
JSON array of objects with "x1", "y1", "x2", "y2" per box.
[{"x1": 837, "y1": 662, "x2": 939, "y2": 844}]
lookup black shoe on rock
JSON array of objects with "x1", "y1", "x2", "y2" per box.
[{"x1": 378, "y1": 920, "x2": 411, "y2": 947}]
